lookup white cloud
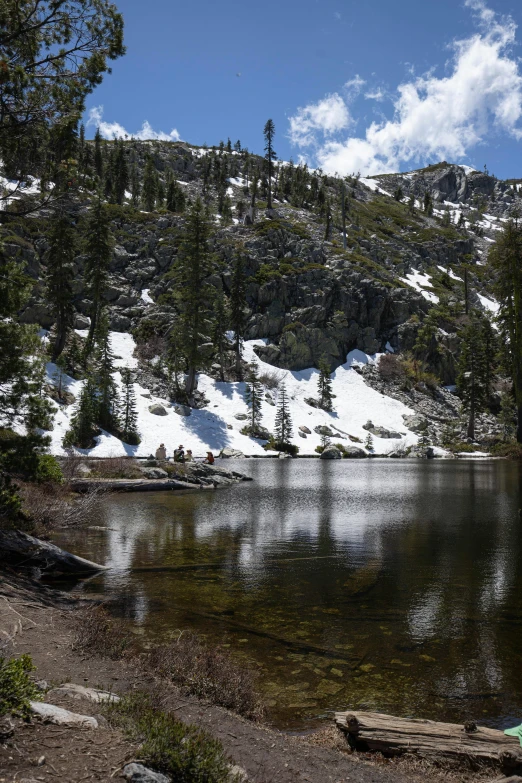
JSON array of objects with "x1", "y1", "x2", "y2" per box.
[
  {"x1": 87, "y1": 106, "x2": 181, "y2": 142},
  {"x1": 288, "y1": 2, "x2": 522, "y2": 175},
  {"x1": 344, "y1": 75, "x2": 366, "y2": 97},
  {"x1": 288, "y1": 93, "x2": 351, "y2": 147},
  {"x1": 365, "y1": 88, "x2": 386, "y2": 102}
]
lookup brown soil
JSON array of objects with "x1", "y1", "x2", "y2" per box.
[{"x1": 0, "y1": 571, "x2": 500, "y2": 783}]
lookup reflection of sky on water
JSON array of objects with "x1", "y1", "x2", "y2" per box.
[{"x1": 54, "y1": 458, "x2": 522, "y2": 729}]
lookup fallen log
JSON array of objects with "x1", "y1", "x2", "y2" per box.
[
  {"x1": 70, "y1": 478, "x2": 206, "y2": 493},
  {"x1": 335, "y1": 711, "x2": 522, "y2": 771},
  {"x1": 0, "y1": 530, "x2": 107, "y2": 576}
]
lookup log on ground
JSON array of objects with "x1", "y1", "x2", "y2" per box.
[
  {"x1": 70, "y1": 478, "x2": 205, "y2": 493},
  {"x1": 0, "y1": 530, "x2": 107, "y2": 576},
  {"x1": 335, "y1": 711, "x2": 522, "y2": 771}
]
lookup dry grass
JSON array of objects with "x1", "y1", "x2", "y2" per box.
[
  {"x1": 147, "y1": 632, "x2": 265, "y2": 722},
  {"x1": 20, "y1": 482, "x2": 103, "y2": 534},
  {"x1": 72, "y1": 605, "x2": 135, "y2": 661},
  {"x1": 87, "y1": 456, "x2": 142, "y2": 479}
]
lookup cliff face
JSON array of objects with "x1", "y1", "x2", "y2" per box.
[{"x1": 3, "y1": 145, "x2": 516, "y2": 378}]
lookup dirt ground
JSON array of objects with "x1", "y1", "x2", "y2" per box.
[{"x1": 0, "y1": 571, "x2": 505, "y2": 783}]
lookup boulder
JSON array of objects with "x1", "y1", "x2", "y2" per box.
[
  {"x1": 122, "y1": 763, "x2": 170, "y2": 783},
  {"x1": 314, "y1": 425, "x2": 334, "y2": 437},
  {"x1": 74, "y1": 313, "x2": 90, "y2": 329},
  {"x1": 299, "y1": 425, "x2": 312, "y2": 434},
  {"x1": 298, "y1": 431, "x2": 307, "y2": 439},
  {"x1": 174, "y1": 403, "x2": 191, "y2": 417},
  {"x1": 403, "y1": 414, "x2": 428, "y2": 433},
  {"x1": 320, "y1": 446, "x2": 342, "y2": 460},
  {"x1": 148, "y1": 404, "x2": 168, "y2": 416},
  {"x1": 47, "y1": 683, "x2": 120, "y2": 704},
  {"x1": 234, "y1": 413, "x2": 249, "y2": 420},
  {"x1": 363, "y1": 420, "x2": 402, "y2": 439},
  {"x1": 140, "y1": 467, "x2": 168, "y2": 479},
  {"x1": 220, "y1": 447, "x2": 244, "y2": 458},
  {"x1": 343, "y1": 445, "x2": 367, "y2": 458}
]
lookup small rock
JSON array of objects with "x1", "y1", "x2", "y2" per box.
[
  {"x1": 148, "y1": 403, "x2": 168, "y2": 416},
  {"x1": 122, "y1": 763, "x2": 170, "y2": 783},
  {"x1": 76, "y1": 464, "x2": 91, "y2": 476},
  {"x1": 298, "y1": 431, "x2": 307, "y2": 439},
  {"x1": 320, "y1": 446, "x2": 342, "y2": 460},
  {"x1": 74, "y1": 313, "x2": 90, "y2": 329},
  {"x1": 220, "y1": 447, "x2": 244, "y2": 458},
  {"x1": 47, "y1": 683, "x2": 120, "y2": 704},
  {"x1": 30, "y1": 701, "x2": 98, "y2": 728},
  {"x1": 234, "y1": 413, "x2": 249, "y2": 420},
  {"x1": 227, "y1": 424, "x2": 233, "y2": 430},
  {"x1": 0, "y1": 716, "x2": 14, "y2": 740},
  {"x1": 228, "y1": 764, "x2": 249, "y2": 782},
  {"x1": 141, "y1": 392, "x2": 152, "y2": 399},
  {"x1": 174, "y1": 403, "x2": 192, "y2": 417},
  {"x1": 299, "y1": 425, "x2": 311, "y2": 434},
  {"x1": 314, "y1": 425, "x2": 334, "y2": 437}
]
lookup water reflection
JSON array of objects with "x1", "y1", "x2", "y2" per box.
[{"x1": 53, "y1": 459, "x2": 522, "y2": 729}]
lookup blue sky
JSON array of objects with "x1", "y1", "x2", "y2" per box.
[{"x1": 86, "y1": 0, "x2": 522, "y2": 178}]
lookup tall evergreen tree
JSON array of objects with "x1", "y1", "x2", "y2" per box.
[
  {"x1": 84, "y1": 197, "x2": 113, "y2": 353},
  {"x1": 63, "y1": 379, "x2": 98, "y2": 449},
  {"x1": 457, "y1": 315, "x2": 488, "y2": 440},
  {"x1": 211, "y1": 288, "x2": 229, "y2": 382},
  {"x1": 490, "y1": 218, "x2": 522, "y2": 442},
  {"x1": 174, "y1": 198, "x2": 214, "y2": 396},
  {"x1": 94, "y1": 127, "x2": 104, "y2": 179},
  {"x1": 94, "y1": 317, "x2": 119, "y2": 432},
  {"x1": 120, "y1": 367, "x2": 140, "y2": 444},
  {"x1": 274, "y1": 384, "x2": 293, "y2": 447},
  {"x1": 45, "y1": 212, "x2": 76, "y2": 361},
  {"x1": 113, "y1": 140, "x2": 128, "y2": 205},
  {"x1": 230, "y1": 252, "x2": 247, "y2": 378},
  {"x1": 142, "y1": 155, "x2": 157, "y2": 211},
  {"x1": 317, "y1": 357, "x2": 334, "y2": 411},
  {"x1": 245, "y1": 361, "x2": 263, "y2": 432},
  {"x1": 166, "y1": 173, "x2": 186, "y2": 212},
  {"x1": 130, "y1": 162, "x2": 141, "y2": 207},
  {"x1": 263, "y1": 119, "x2": 276, "y2": 210}
]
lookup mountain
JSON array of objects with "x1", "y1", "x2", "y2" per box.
[{"x1": 2, "y1": 143, "x2": 516, "y2": 456}]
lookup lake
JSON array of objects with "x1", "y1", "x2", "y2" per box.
[{"x1": 53, "y1": 458, "x2": 522, "y2": 731}]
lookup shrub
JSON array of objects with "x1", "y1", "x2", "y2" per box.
[
  {"x1": 258, "y1": 368, "x2": 284, "y2": 390},
  {"x1": 73, "y1": 606, "x2": 134, "y2": 660},
  {"x1": 282, "y1": 321, "x2": 306, "y2": 333},
  {"x1": 107, "y1": 693, "x2": 233, "y2": 783},
  {"x1": 35, "y1": 454, "x2": 63, "y2": 484},
  {"x1": 147, "y1": 632, "x2": 264, "y2": 721},
  {"x1": 0, "y1": 655, "x2": 41, "y2": 717},
  {"x1": 378, "y1": 353, "x2": 405, "y2": 382},
  {"x1": 490, "y1": 442, "x2": 522, "y2": 459},
  {"x1": 265, "y1": 437, "x2": 299, "y2": 456}
]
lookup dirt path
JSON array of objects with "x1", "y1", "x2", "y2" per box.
[{"x1": 0, "y1": 572, "x2": 494, "y2": 783}]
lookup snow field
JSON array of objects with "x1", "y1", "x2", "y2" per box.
[{"x1": 43, "y1": 333, "x2": 420, "y2": 458}]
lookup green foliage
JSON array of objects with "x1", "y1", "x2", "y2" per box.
[
  {"x1": 93, "y1": 317, "x2": 120, "y2": 433},
  {"x1": 0, "y1": 472, "x2": 23, "y2": 529},
  {"x1": 274, "y1": 384, "x2": 293, "y2": 446},
  {"x1": 64, "y1": 379, "x2": 99, "y2": 449},
  {"x1": 166, "y1": 173, "x2": 186, "y2": 213},
  {"x1": 120, "y1": 368, "x2": 140, "y2": 445},
  {"x1": 245, "y1": 362, "x2": 263, "y2": 431},
  {"x1": 108, "y1": 693, "x2": 232, "y2": 783},
  {"x1": 0, "y1": 655, "x2": 41, "y2": 718},
  {"x1": 35, "y1": 454, "x2": 63, "y2": 484},
  {"x1": 317, "y1": 357, "x2": 335, "y2": 412},
  {"x1": 83, "y1": 197, "x2": 114, "y2": 350},
  {"x1": 142, "y1": 155, "x2": 157, "y2": 211},
  {"x1": 364, "y1": 433, "x2": 374, "y2": 453},
  {"x1": 45, "y1": 212, "x2": 76, "y2": 360},
  {"x1": 499, "y1": 390, "x2": 517, "y2": 442},
  {"x1": 254, "y1": 263, "x2": 282, "y2": 285},
  {"x1": 229, "y1": 253, "x2": 247, "y2": 377},
  {"x1": 457, "y1": 314, "x2": 492, "y2": 439}
]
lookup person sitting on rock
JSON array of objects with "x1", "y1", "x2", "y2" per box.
[
  {"x1": 155, "y1": 443, "x2": 167, "y2": 460},
  {"x1": 204, "y1": 451, "x2": 215, "y2": 465},
  {"x1": 174, "y1": 445, "x2": 185, "y2": 463},
  {"x1": 185, "y1": 449, "x2": 193, "y2": 462}
]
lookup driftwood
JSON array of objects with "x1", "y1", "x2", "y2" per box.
[
  {"x1": 0, "y1": 530, "x2": 107, "y2": 576},
  {"x1": 70, "y1": 478, "x2": 208, "y2": 493},
  {"x1": 335, "y1": 711, "x2": 522, "y2": 771}
]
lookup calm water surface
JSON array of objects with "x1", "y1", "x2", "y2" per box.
[{"x1": 53, "y1": 459, "x2": 522, "y2": 730}]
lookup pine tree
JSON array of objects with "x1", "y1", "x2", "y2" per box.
[
  {"x1": 245, "y1": 362, "x2": 263, "y2": 433},
  {"x1": 84, "y1": 197, "x2": 113, "y2": 353},
  {"x1": 317, "y1": 357, "x2": 334, "y2": 411},
  {"x1": 130, "y1": 163, "x2": 140, "y2": 207},
  {"x1": 263, "y1": 119, "x2": 276, "y2": 210},
  {"x1": 156, "y1": 173, "x2": 165, "y2": 209},
  {"x1": 166, "y1": 173, "x2": 186, "y2": 212},
  {"x1": 94, "y1": 317, "x2": 119, "y2": 433},
  {"x1": 94, "y1": 127, "x2": 103, "y2": 179},
  {"x1": 457, "y1": 315, "x2": 488, "y2": 440},
  {"x1": 113, "y1": 140, "x2": 128, "y2": 205},
  {"x1": 64, "y1": 379, "x2": 98, "y2": 449},
  {"x1": 364, "y1": 432, "x2": 374, "y2": 453},
  {"x1": 499, "y1": 390, "x2": 516, "y2": 441},
  {"x1": 230, "y1": 252, "x2": 247, "y2": 378},
  {"x1": 274, "y1": 384, "x2": 293, "y2": 447},
  {"x1": 211, "y1": 287, "x2": 229, "y2": 382},
  {"x1": 423, "y1": 192, "x2": 433, "y2": 215},
  {"x1": 174, "y1": 198, "x2": 214, "y2": 396},
  {"x1": 490, "y1": 219, "x2": 522, "y2": 442},
  {"x1": 142, "y1": 155, "x2": 157, "y2": 211},
  {"x1": 120, "y1": 367, "x2": 140, "y2": 444},
  {"x1": 394, "y1": 185, "x2": 403, "y2": 202},
  {"x1": 408, "y1": 193, "x2": 415, "y2": 214},
  {"x1": 63, "y1": 332, "x2": 83, "y2": 378},
  {"x1": 45, "y1": 211, "x2": 76, "y2": 361}
]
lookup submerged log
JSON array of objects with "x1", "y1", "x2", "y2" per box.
[
  {"x1": 335, "y1": 711, "x2": 522, "y2": 770},
  {"x1": 0, "y1": 530, "x2": 107, "y2": 576},
  {"x1": 70, "y1": 478, "x2": 207, "y2": 493}
]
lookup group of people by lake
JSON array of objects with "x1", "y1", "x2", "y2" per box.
[{"x1": 154, "y1": 443, "x2": 215, "y2": 465}]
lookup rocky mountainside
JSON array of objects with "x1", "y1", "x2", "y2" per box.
[{"x1": 4, "y1": 145, "x2": 514, "y2": 384}]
